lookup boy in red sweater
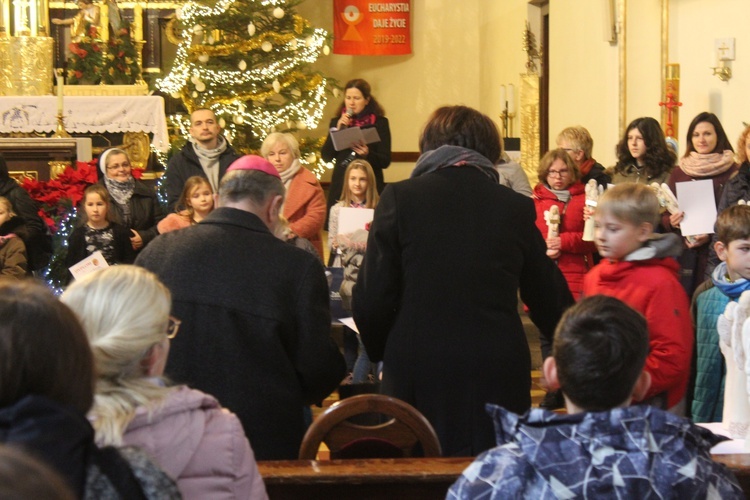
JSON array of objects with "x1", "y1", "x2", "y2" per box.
[{"x1": 584, "y1": 182, "x2": 693, "y2": 415}]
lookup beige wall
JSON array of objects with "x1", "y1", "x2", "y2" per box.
[
  {"x1": 298, "y1": 0, "x2": 527, "y2": 183},
  {"x1": 300, "y1": 0, "x2": 749, "y2": 182}
]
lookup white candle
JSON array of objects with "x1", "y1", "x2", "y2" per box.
[
  {"x1": 499, "y1": 85, "x2": 506, "y2": 110},
  {"x1": 507, "y1": 84, "x2": 515, "y2": 114},
  {"x1": 56, "y1": 70, "x2": 64, "y2": 115}
]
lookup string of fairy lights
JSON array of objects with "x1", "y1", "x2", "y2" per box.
[{"x1": 156, "y1": 0, "x2": 334, "y2": 177}]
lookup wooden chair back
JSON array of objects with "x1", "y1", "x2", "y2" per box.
[{"x1": 299, "y1": 394, "x2": 442, "y2": 460}]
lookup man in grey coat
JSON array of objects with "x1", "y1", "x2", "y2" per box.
[{"x1": 136, "y1": 155, "x2": 345, "y2": 460}]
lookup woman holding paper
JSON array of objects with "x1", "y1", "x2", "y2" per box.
[
  {"x1": 321, "y1": 79, "x2": 391, "y2": 229},
  {"x1": 261, "y1": 132, "x2": 326, "y2": 259},
  {"x1": 662, "y1": 112, "x2": 737, "y2": 295}
]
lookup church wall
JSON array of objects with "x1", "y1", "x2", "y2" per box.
[
  {"x1": 300, "y1": 1, "x2": 749, "y2": 184},
  {"x1": 670, "y1": 0, "x2": 749, "y2": 156}
]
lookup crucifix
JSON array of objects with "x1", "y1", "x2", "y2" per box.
[{"x1": 659, "y1": 64, "x2": 682, "y2": 140}]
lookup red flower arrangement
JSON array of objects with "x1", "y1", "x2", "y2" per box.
[{"x1": 22, "y1": 160, "x2": 144, "y2": 232}]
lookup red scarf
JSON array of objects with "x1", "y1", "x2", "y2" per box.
[
  {"x1": 578, "y1": 158, "x2": 595, "y2": 177},
  {"x1": 342, "y1": 110, "x2": 377, "y2": 128}
]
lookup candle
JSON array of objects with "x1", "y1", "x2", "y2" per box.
[
  {"x1": 507, "y1": 84, "x2": 515, "y2": 114},
  {"x1": 134, "y1": 3, "x2": 142, "y2": 42},
  {"x1": 499, "y1": 85, "x2": 506, "y2": 110},
  {"x1": 100, "y1": 2, "x2": 108, "y2": 42},
  {"x1": 56, "y1": 70, "x2": 64, "y2": 115}
]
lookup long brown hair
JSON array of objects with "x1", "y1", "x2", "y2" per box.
[
  {"x1": 338, "y1": 160, "x2": 379, "y2": 209},
  {"x1": 176, "y1": 175, "x2": 214, "y2": 221}
]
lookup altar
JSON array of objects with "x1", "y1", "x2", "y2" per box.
[{"x1": 0, "y1": 95, "x2": 170, "y2": 152}]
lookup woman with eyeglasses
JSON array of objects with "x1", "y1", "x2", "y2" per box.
[
  {"x1": 61, "y1": 265, "x2": 268, "y2": 500},
  {"x1": 533, "y1": 149, "x2": 596, "y2": 301},
  {"x1": 98, "y1": 148, "x2": 164, "y2": 253}
]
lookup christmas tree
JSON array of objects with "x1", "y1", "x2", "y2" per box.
[{"x1": 157, "y1": 0, "x2": 334, "y2": 175}]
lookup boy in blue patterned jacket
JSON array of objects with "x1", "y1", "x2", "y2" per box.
[
  {"x1": 692, "y1": 204, "x2": 750, "y2": 422},
  {"x1": 448, "y1": 295, "x2": 742, "y2": 499}
]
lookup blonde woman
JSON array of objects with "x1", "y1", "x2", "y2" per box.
[{"x1": 61, "y1": 265, "x2": 267, "y2": 500}]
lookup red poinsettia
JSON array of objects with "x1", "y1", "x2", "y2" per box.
[{"x1": 22, "y1": 160, "x2": 99, "y2": 232}]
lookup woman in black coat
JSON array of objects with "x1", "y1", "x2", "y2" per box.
[
  {"x1": 352, "y1": 106, "x2": 574, "y2": 457},
  {"x1": 321, "y1": 79, "x2": 391, "y2": 228},
  {"x1": 98, "y1": 148, "x2": 163, "y2": 253}
]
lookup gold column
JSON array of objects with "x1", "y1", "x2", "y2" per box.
[{"x1": 519, "y1": 73, "x2": 540, "y2": 184}]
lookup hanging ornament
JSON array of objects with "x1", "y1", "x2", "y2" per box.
[
  {"x1": 304, "y1": 37, "x2": 313, "y2": 47},
  {"x1": 207, "y1": 35, "x2": 215, "y2": 45},
  {"x1": 272, "y1": 80, "x2": 281, "y2": 93},
  {"x1": 219, "y1": 117, "x2": 226, "y2": 128},
  {"x1": 273, "y1": 7, "x2": 284, "y2": 19},
  {"x1": 198, "y1": 53, "x2": 209, "y2": 63},
  {"x1": 195, "y1": 81, "x2": 206, "y2": 92},
  {"x1": 190, "y1": 74, "x2": 200, "y2": 85},
  {"x1": 170, "y1": 91, "x2": 181, "y2": 99},
  {"x1": 306, "y1": 153, "x2": 317, "y2": 164},
  {"x1": 289, "y1": 39, "x2": 298, "y2": 50},
  {"x1": 238, "y1": 60, "x2": 247, "y2": 70},
  {"x1": 296, "y1": 121, "x2": 307, "y2": 130},
  {"x1": 261, "y1": 41, "x2": 273, "y2": 52},
  {"x1": 332, "y1": 88, "x2": 341, "y2": 98},
  {"x1": 193, "y1": 24, "x2": 203, "y2": 36},
  {"x1": 323, "y1": 45, "x2": 330, "y2": 56},
  {"x1": 234, "y1": 115, "x2": 244, "y2": 125},
  {"x1": 175, "y1": 7, "x2": 183, "y2": 19},
  {"x1": 247, "y1": 23, "x2": 255, "y2": 36},
  {"x1": 238, "y1": 102, "x2": 246, "y2": 113},
  {"x1": 291, "y1": 89, "x2": 301, "y2": 98},
  {"x1": 192, "y1": 91, "x2": 198, "y2": 98}
]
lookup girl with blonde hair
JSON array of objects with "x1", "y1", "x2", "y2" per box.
[{"x1": 61, "y1": 265, "x2": 267, "y2": 499}]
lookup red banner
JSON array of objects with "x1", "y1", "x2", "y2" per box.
[{"x1": 333, "y1": 1, "x2": 411, "y2": 56}]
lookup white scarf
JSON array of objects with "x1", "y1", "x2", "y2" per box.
[
  {"x1": 191, "y1": 135, "x2": 228, "y2": 193},
  {"x1": 280, "y1": 159, "x2": 302, "y2": 189}
]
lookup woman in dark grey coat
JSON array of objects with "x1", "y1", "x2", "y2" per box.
[
  {"x1": 98, "y1": 148, "x2": 164, "y2": 253},
  {"x1": 353, "y1": 106, "x2": 574, "y2": 456}
]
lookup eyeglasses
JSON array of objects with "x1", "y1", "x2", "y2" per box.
[
  {"x1": 548, "y1": 169, "x2": 570, "y2": 178},
  {"x1": 167, "y1": 316, "x2": 181, "y2": 339},
  {"x1": 106, "y1": 162, "x2": 131, "y2": 171}
]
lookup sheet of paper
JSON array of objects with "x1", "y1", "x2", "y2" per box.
[
  {"x1": 339, "y1": 317, "x2": 360, "y2": 334},
  {"x1": 675, "y1": 179, "x2": 718, "y2": 236},
  {"x1": 68, "y1": 250, "x2": 109, "y2": 281},
  {"x1": 330, "y1": 126, "x2": 381, "y2": 151},
  {"x1": 696, "y1": 422, "x2": 749, "y2": 454},
  {"x1": 337, "y1": 207, "x2": 374, "y2": 235}
]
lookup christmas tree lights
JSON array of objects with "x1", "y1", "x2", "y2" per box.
[{"x1": 158, "y1": 0, "x2": 334, "y2": 177}]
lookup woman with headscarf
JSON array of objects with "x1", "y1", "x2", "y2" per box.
[{"x1": 98, "y1": 148, "x2": 164, "y2": 252}]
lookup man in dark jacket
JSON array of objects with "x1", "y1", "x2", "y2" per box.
[
  {"x1": 164, "y1": 108, "x2": 241, "y2": 211},
  {"x1": 136, "y1": 155, "x2": 346, "y2": 460}
]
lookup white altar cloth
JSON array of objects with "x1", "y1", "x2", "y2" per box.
[{"x1": 0, "y1": 96, "x2": 170, "y2": 152}]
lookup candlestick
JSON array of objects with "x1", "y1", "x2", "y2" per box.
[
  {"x1": 55, "y1": 68, "x2": 63, "y2": 115},
  {"x1": 134, "y1": 3, "x2": 142, "y2": 42},
  {"x1": 507, "y1": 84, "x2": 515, "y2": 114},
  {"x1": 100, "y1": 2, "x2": 108, "y2": 42}
]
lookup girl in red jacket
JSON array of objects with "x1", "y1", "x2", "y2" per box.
[{"x1": 533, "y1": 149, "x2": 596, "y2": 300}]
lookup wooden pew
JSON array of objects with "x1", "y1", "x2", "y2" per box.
[
  {"x1": 257, "y1": 457, "x2": 472, "y2": 500},
  {"x1": 258, "y1": 455, "x2": 750, "y2": 499}
]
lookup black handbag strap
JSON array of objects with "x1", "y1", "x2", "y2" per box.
[{"x1": 90, "y1": 447, "x2": 149, "y2": 500}]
